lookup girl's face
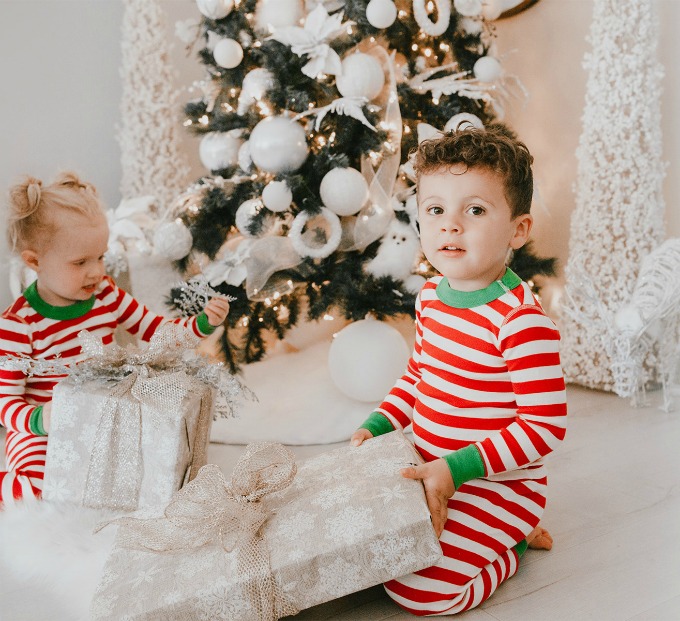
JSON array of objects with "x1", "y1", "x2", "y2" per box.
[
  {"x1": 23, "y1": 211, "x2": 109, "y2": 306},
  {"x1": 417, "y1": 165, "x2": 532, "y2": 291}
]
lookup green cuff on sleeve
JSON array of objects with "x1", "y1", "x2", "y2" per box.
[
  {"x1": 28, "y1": 405, "x2": 47, "y2": 436},
  {"x1": 196, "y1": 312, "x2": 217, "y2": 335},
  {"x1": 359, "y1": 412, "x2": 395, "y2": 438},
  {"x1": 514, "y1": 539, "x2": 528, "y2": 558},
  {"x1": 443, "y1": 444, "x2": 486, "y2": 489}
]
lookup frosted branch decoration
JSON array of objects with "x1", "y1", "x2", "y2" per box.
[{"x1": 294, "y1": 96, "x2": 376, "y2": 131}]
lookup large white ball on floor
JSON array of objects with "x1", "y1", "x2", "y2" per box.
[
  {"x1": 213, "y1": 38, "x2": 244, "y2": 68},
  {"x1": 196, "y1": 0, "x2": 234, "y2": 19},
  {"x1": 328, "y1": 318, "x2": 410, "y2": 402},
  {"x1": 366, "y1": 0, "x2": 397, "y2": 28},
  {"x1": 249, "y1": 116, "x2": 309, "y2": 173},
  {"x1": 153, "y1": 220, "x2": 193, "y2": 260},
  {"x1": 199, "y1": 130, "x2": 243, "y2": 170},
  {"x1": 319, "y1": 168, "x2": 369, "y2": 216},
  {"x1": 473, "y1": 56, "x2": 502, "y2": 82},
  {"x1": 444, "y1": 112, "x2": 484, "y2": 133},
  {"x1": 262, "y1": 180, "x2": 292, "y2": 212},
  {"x1": 336, "y1": 53, "x2": 385, "y2": 101}
]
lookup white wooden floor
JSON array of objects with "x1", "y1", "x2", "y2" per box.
[{"x1": 206, "y1": 385, "x2": 680, "y2": 621}]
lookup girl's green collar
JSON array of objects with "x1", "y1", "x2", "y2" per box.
[
  {"x1": 436, "y1": 269, "x2": 521, "y2": 309},
  {"x1": 23, "y1": 281, "x2": 95, "y2": 319}
]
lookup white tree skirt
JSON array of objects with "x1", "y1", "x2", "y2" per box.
[{"x1": 211, "y1": 339, "x2": 379, "y2": 446}]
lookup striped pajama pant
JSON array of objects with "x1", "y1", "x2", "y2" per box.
[
  {"x1": 0, "y1": 430, "x2": 47, "y2": 504},
  {"x1": 385, "y1": 476, "x2": 547, "y2": 615}
]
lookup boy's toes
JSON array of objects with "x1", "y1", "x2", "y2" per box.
[{"x1": 527, "y1": 526, "x2": 553, "y2": 551}]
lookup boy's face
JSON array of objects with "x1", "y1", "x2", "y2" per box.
[
  {"x1": 22, "y1": 211, "x2": 109, "y2": 306},
  {"x1": 417, "y1": 165, "x2": 532, "y2": 291}
]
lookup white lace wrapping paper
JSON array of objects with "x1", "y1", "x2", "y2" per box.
[
  {"x1": 91, "y1": 431, "x2": 442, "y2": 620},
  {"x1": 42, "y1": 374, "x2": 214, "y2": 510}
]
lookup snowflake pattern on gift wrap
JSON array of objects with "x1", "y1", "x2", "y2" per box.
[
  {"x1": 324, "y1": 505, "x2": 374, "y2": 545},
  {"x1": 313, "y1": 469, "x2": 346, "y2": 486},
  {"x1": 46, "y1": 438, "x2": 81, "y2": 470},
  {"x1": 368, "y1": 531, "x2": 417, "y2": 575},
  {"x1": 310, "y1": 483, "x2": 353, "y2": 509},
  {"x1": 362, "y1": 457, "x2": 404, "y2": 478},
  {"x1": 129, "y1": 565, "x2": 161, "y2": 588},
  {"x1": 53, "y1": 398, "x2": 78, "y2": 429},
  {"x1": 270, "y1": 510, "x2": 316, "y2": 541},
  {"x1": 195, "y1": 576, "x2": 252, "y2": 621},
  {"x1": 299, "y1": 450, "x2": 341, "y2": 472},
  {"x1": 78, "y1": 421, "x2": 98, "y2": 448},
  {"x1": 42, "y1": 477, "x2": 73, "y2": 502},
  {"x1": 376, "y1": 483, "x2": 410, "y2": 504},
  {"x1": 178, "y1": 548, "x2": 235, "y2": 579},
  {"x1": 317, "y1": 556, "x2": 365, "y2": 598},
  {"x1": 91, "y1": 592, "x2": 119, "y2": 619}
]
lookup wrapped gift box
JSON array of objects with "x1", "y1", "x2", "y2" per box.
[
  {"x1": 91, "y1": 431, "x2": 442, "y2": 620},
  {"x1": 42, "y1": 372, "x2": 214, "y2": 511}
]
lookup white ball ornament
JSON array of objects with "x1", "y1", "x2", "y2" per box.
[
  {"x1": 237, "y1": 68, "x2": 275, "y2": 114},
  {"x1": 255, "y1": 0, "x2": 303, "y2": 31},
  {"x1": 152, "y1": 220, "x2": 193, "y2": 261},
  {"x1": 320, "y1": 168, "x2": 369, "y2": 216},
  {"x1": 199, "y1": 130, "x2": 243, "y2": 170},
  {"x1": 481, "y1": 0, "x2": 504, "y2": 20},
  {"x1": 444, "y1": 112, "x2": 484, "y2": 133},
  {"x1": 249, "y1": 116, "x2": 309, "y2": 174},
  {"x1": 473, "y1": 56, "x2": 502, "y2": 82},
  {"x1": 328, "y1": 318, "x2": 410, "y2": 402},
  {"x1": 262, "y1": 180, "x2": 292, "y2": 213},
  {"x1": 238, "y1": 141, "x2": 253, "y2": 172},
  {"x1": 196, "y1": 0, "x2": 234, "y2": 20},
  {"x1": 454, "y1": 0, "x2": 483, "y2": 17},
  {"x1": 366, "y1": 0, "x2": 398, "y2": 28},
  {"x1": 235, "y1": 199, "x2": 264, "y2": 236},
  {"x1": 213, "y1": 38, "x2": 244, "y2": 69},
  {"x1": 336, "y1": 53, "x2": 385, "y2": 101}
]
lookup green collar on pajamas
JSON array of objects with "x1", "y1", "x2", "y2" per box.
[
  {"x1": 436, "y1": 268, "x2": 521, "y2": 309},
  {"x1": 23, "y1": 281, "x2": 95, "y2": 320}
]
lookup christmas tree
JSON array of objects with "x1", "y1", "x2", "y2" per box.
[{"x1": 168, "y1": 0, "x2": 556, "y2": 370}]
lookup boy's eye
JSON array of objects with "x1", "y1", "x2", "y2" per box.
[
  {"x1": 467, "y1": 205, "x2": 485, "y2": 216},
  {"x1": 426, "y1": 205, "x2": 444, "y2": 215}
]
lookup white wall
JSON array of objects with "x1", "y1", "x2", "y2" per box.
[{"x1": 0, "y1": 0, "x2": 678, "y2": 316}]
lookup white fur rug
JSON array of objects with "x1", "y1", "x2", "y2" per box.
[
  {"x1": 211, "y1": 339, "x2": 380, "y2": 445},
  {"x1": 0, "y1": 499, "x2": 117, "y2": 621}
]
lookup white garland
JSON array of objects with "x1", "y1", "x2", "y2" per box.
[
  {"x1": 118, "y1": 0, "x2": 190, "y2": 212},
  {"x1": 561, "y1": 0, "x2": 666, "y2": 391}
]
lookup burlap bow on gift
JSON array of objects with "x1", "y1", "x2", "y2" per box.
[
  {"x1": 73, "y1": 324, "x2": 245, "y2": 511},
  {"x1": 100, "y1": 444, "x2": 299, "y2": 621}
]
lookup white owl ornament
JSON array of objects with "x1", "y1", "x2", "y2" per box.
[{"x1": 364, "y1": 218, "x2": 420, "y2": 283}]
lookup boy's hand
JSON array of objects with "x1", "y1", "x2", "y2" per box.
[
  {"x1": 401, "y1": 458, "x2": 454, "y2": 538},
  {"x1": 350, "y1": 428, "x2": 373, "y2": 447},
  {"x1": 42, "y1": 401, "x2": 52, "y2": 433},
  {"x1": 204, "y1": 297, "x2": 231, "y2": 327}
]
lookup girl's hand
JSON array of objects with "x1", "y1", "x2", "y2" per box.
[
  {"x1": 42, "y1": 401, "x2": 52, "y2": 434},
  {"x1": 401, "y1": 458, "x2": 455, "y2": 538},
  {"x1": 350, "y1": 428, "x2": 373, "y2": 447},
  {"x1": 204, "y1": 297, "x2": 231, "y2": 327}
]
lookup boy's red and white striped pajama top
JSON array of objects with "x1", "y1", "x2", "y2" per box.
[
  {"x1": 0, "y1": 276, "x2": 207, "y2": 505},
  {"x1": 375, "y1": 272, "x2": 567, "y2": 616}
]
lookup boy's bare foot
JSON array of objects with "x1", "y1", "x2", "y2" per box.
[{"x1": 527, "y1": 525, "x2": 553, "y2": 550}]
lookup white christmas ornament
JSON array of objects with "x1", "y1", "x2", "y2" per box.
[
  {"x1": 481, "y1": 0, "x2": 504, "y2": 20},
  {"x1": 199, "y1": 130, "x2": 243, "y2": 170},
  {"x1": 235, "y1": 199, "x2": 265, "y2": 236},
  {"x1": 366, "y1": 0, "x2": 398, "y2": 28},
  {"x1": 237, "y1": 68, "x2": 275, "y2": 114},
  {"x1": 444, "y1": 112, "x2": 484, "y2": 133},
  {"x1": 152, "y1": 220, "x2": 193, "y2": 260},
  {"x1": 473, "y1": 56, "x2": 502, "y2": 82},
  {"x1": 290, "y1": 208, "x2": 342, "y2": 259},
  {"x1": 336, "y1": 53, "x2": 385, "y2": 101},
  {"x1": 196, "y1": 0, "x2": 234, "y2": 19},
  {"x1": 364, "y1": 218, "x2": 420, "y2": 282},
  {"x1": 454, "y1": 0, "x2": 482, "y2": 17},
  {"x1": 319, "y1": 167, "x2": 369, "y2": 216},
  {"x1": 237, "y1": 141, "x2": 253, "y2": 172},
  {"x1": 249, "y1": 116, "x2": 309, "y2": 173},
  {"x1": 213, "y1": 38, "x2": 244, "y2": 68},
  {"x1": 256, "y1": 0, "x2": 303, "y2": 31},
  {"x1": 413, "y1": 0, "x2": 452, "y2": 36},
  {"x1": 262, "y1": 180, "x2": 293, "y2": 212},
  {"x1": 328, "y1": 318, "x2": 410, "y2": 402}
]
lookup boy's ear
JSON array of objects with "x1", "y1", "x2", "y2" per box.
[
  {"x1": 510, "y1": 214, "x2": 533, "y2": 250},
  {"x1": 21, "y1": 249, "x2": 40, "y2": 271}
]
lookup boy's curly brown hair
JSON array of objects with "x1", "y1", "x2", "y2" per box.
[{"x1": 413, "y1": 122, "x2": 534, "y2": 219}]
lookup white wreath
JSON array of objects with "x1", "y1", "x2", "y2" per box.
[
  {"x1": 413, "y1": 0, "x2": 452, "y2": 36},
  {"x1": 289, "y1": 207, "x2": 342, "y2": 259}
]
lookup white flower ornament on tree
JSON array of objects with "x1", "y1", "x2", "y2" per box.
[{"x1": 268, "y1": 4, "x2": 349, "y2": 79}]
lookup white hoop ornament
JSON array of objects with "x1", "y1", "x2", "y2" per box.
[
  {"x1": 413, "y1": 0, "x2": 452, "y2": 36},
  {"x1": 289, "y1": 208, "x2": 342, "y2": 259}
]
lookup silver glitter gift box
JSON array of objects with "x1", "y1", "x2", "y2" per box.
[
  {"x1": 90, "y1": 431, "x2": 443, "y2": 621},
  {"x1": 42, "y1": 371, "x2": 214, "y2": 511}
]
